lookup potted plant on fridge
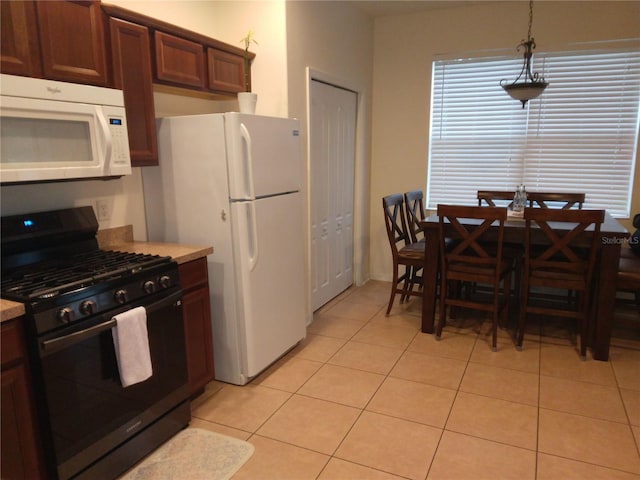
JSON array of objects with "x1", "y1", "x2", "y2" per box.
[{"x1": 238, "y1": 30, "x2": 258, "y2": 113}]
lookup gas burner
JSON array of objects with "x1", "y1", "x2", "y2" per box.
[{"x1": 1, "y1": 250, "x2": 172, "y2": 302}]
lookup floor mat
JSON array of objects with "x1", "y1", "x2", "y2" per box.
[{"x1": 119, "y1": 428, "x2": 254, "y2": 480}]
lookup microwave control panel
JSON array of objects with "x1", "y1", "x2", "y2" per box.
[{"x1": 108, "y1": 117, "x2": 130, "y2": 165}]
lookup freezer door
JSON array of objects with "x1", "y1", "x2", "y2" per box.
[
  {"x1": 225, "y1": 113, "x2": 301, "y2": 200},
  {"x1": 230, "y1": 192, "x2": 306, "y2": 379}
]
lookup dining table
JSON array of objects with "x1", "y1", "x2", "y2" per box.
[{"x1": 419, "y1": 211, "x2": 629, "y2": 361}]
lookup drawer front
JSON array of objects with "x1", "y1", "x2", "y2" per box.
[
  {"x1": 179, "y1": 258, "x2": 209, "y2": 291},
  {"x1": 1, "y1": 320, "x2": 25, "y2": 367}
]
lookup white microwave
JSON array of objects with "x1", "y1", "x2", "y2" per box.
[{"x1": 0, "y1": 74, "x2": 132, "y2": 184}]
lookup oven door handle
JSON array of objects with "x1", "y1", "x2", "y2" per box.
[{"x1": 41, "y1": 290, "x2": 182, "y2": 355}]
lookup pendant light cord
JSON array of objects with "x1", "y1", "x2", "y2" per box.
[{"x1": 527, "y1": 0, "x2": 533, "y2": 42}]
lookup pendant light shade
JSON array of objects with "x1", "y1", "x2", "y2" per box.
[{"x1": 500, "y1": 1, "x2": 548, "y2": 108}]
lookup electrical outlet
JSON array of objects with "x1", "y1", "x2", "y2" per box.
[{"x1": 96, "y1": 199, "x2": 111, "y2": 222}]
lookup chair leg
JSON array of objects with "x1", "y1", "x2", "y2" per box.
[
  {"x1": 386, "y1": 263, "x2": 400, "y2": 316},
  {"x1": 499, "y1": 274, "x2": 511, "y2": 329},
  {"x1": 578, "y1": 294, "x2": 588, "y2": 360},
  {"x1": 400, "y1": 266, "x2": 413, "y2": 304},
  {"x1": 436, "y1": 278, "x2": 447, "y2": 340},
  {"x1": 517, "y1": 283, "x2": 528, "y2": 349},
  {"x1": 491, "y1": 284, "x2": 499, "y2": 351}
]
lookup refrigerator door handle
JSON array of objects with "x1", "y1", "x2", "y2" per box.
[
  {"x1": 247, "y1": 201, "x2": 259, "y2": 272},
  {"x1": 240, "y1": 123, "x2": 256, "y2": 200}
]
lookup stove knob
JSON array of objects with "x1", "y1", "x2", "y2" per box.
[
  {"x1": 143, "y1": 280, "x2": 156, "y2": 294},
  {"x1": 80, "y1": 300, "x2": 97, "y2": 315},
  {"x1": 114, "y1": 289, "x2": 127, "y2": 304},
  {"x1": 159, "y1": 275, "x2": 171, "y2": 289},
  {"x1": 56, "y1": 307, "x2": 74, "y2": 324}
]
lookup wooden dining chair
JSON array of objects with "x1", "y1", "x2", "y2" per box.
[
  {"x1": 437, "y1": 205, "x2": 513, "y2": 350},
  {"x1": 517, "y1": 207, "x2": 605, "y2": 358},
  {"x1": 618, "y1": 247, "x2": 640, "y2": 305},
  {"x1": 477, "y1": 190, "x2": 515, "y2": 209},
  {"x1": 528, "y1": 192, "x2": 585, "y2": 209},
  {"x1": 477, "y1": 190, "x2": 523, "y2": 296},
  {"x1": 404, "y1": 189, "x2": 426, "y2": 244},
  {"x1": 383, "y1": 194, "x2": 425, "y2": 315},
  {"x1": 616, "y1": 213, "x2": 639, "y2": 304}
]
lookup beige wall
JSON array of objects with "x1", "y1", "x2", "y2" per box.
[
  {"x1": 286, "y1": 1, "x2": 374, "y2": 287},
  {"x1": 369, "y1": 1, "x2": 640, "y2": 281}
]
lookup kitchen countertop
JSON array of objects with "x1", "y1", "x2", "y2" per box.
[
  {"x1": 105, "y1": 241, "x2": 213, "y2": 265},
  {"x1": 1, "y1": 226, "x2": 213, "y2": 323}
]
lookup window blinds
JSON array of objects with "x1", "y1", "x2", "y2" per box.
[{"x1": 427, "y1": 49, "x2": 640, "y2": 217}]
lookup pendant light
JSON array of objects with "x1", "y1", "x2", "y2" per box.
[{"x1": 500, "y1": 0, "x2": 548, "y2": 108}]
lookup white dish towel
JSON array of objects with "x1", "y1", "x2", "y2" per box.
[{"x1": 112, "y1": 306, "x2": 153, "y2": 387}]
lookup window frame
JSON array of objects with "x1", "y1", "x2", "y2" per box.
[{"x1": 427, "y1": 46, "x2": 640, "y2": 218}]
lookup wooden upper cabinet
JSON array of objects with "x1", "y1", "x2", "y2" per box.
[
  {"x1": 110, "y1": 18, "x2": 158, "y2": 166},
  {"x1": 154, "y1": 31, "x2": 205, "y2": 89},
  {"x1": 36, "y1": 1, "x2": 109, "y2": 86},
  {"x1": 0, "y1": 1, "x2": 42, "y2": 77},
  {"x1": 207, "y1": 47, "x2": 245, "y2": 94}
]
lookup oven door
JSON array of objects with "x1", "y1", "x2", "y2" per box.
[{"x1": 34, "y1": 288, "x2": 189, "y2": 480}]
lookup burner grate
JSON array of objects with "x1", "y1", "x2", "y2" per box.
[{"x1": 1, "y1": 250, "x2": 171, "y2": 301}]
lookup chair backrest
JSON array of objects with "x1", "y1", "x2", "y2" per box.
[
  {"x1": 404, "y1": 190, "x2": 425, "y2": 243},
  {"x1": 523, "y1": 207, "x2": 604, "y2": 286},
  {"x1": 383, "y1": 194, "x2": 412, "y2": 256},
  {"x1": 477, "y1": 190, "x2": 515, "y2": 209},
  {"x1": 528, "y1": 192, "x2": 585, "y2": 209},
  {"x1": 437, "y1": 205, "x2": 507, "y2": 275}
]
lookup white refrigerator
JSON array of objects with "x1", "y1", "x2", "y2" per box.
[{"x1": 142, "y1": 113, "x2": 306, "y2": 385}]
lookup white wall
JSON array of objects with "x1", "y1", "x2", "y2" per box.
[
  {"x1": 0, "y1": 169, "x2": 148, "y2": 238},
  {"x1": 369, "y1": 1, "x2": 640, "y2": 281},
  {"x1": 286, "y1": 0, "x2": 375, "y2": 286}
]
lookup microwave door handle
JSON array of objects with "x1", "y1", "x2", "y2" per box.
[{"x1": 96, "y1": 107, "x2": 113, "y2": 169}]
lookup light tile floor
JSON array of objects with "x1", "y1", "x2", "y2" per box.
[{"x1": 190, "y1": 281, "x2": 640, "y2": 480}]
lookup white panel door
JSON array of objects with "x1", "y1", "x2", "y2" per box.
[{"x1": 310, "y1": 80, "x2": 356, "y2": 311}]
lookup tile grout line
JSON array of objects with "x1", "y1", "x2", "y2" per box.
[{"x1": 318, "y1": 307, "x2": 422, "y2": 479}]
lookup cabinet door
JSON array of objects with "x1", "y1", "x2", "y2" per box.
[
  {"x1": 0, "y1": 0, "x2": 42, "y2": 77},
  {"x1": 182, "y1": 287, "x2": 215, "y2": 395},
  {"x1": 36, "y1": 0, "x2": 109, "y2": 86},
  {"x1": 110, "y1": 18, "x2": 158, "y2": 166},
  {"x1": 154, "y1": 31, "x2": 205, "y2": 89},
  {"x1": 179, "y1": 259, "x2": 214, "y2": 395},
  {"x1": 207, "y1": 48, "x2": 245, "y2": 93},
  {"x1": 1, "y1": 320, "x2": 44, "y2": 480}
]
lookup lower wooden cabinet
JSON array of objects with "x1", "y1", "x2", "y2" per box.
[
  {"x1": 1, "y1": 319, "x2": 44, "y2": 480},
  {"x1": 179, "y1": 258, "x2": 215, "y2": 396}
]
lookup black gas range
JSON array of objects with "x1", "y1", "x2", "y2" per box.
[{"x1": 1, "y1": 207, "x2": 190, "y2": 480}]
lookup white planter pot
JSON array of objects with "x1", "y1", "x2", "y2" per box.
[{"x1": 237, "y1": 92, "x2": 257, "y2": 114}]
